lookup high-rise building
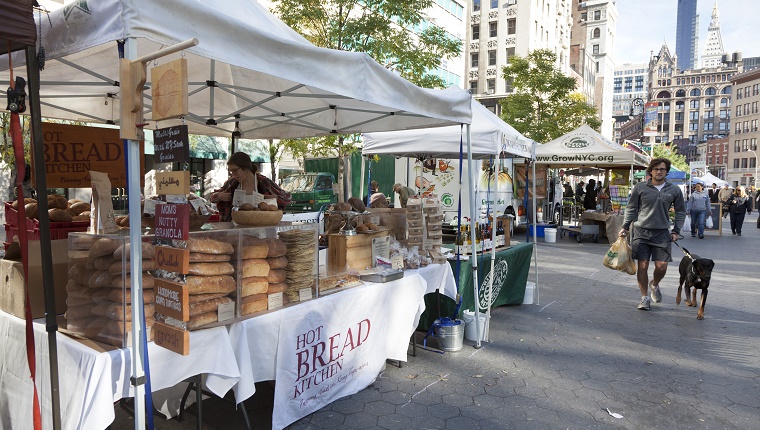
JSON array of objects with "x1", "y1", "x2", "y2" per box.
[
  {"x1": 729, "y1": 68, "x2": 760, "y2": 188},
  {"x1": 612, "y1": 63, "x2": 649, "y2": 116},
  {"x1": 701, "y1": 0, "x2": 725, "y2": 68},
  {"x1": 676, "y1": 0, "x2": 699, "y2": 71},
  {"x1": 569, "y1": 0, "x2": 618, "y2": 139},
  {"x1": 466, "y1": 0, "x2": 573, "y2": 115}
]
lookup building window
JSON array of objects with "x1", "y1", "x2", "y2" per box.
[
  {"x1": 592, "y1": 28, "x2": 600, "y2": 38},
  {"x1": 473, "y1": 0, "x2": 480, "y2": 11},
  {"x1": 487, "y1": 79, "x2": 496, "y2": 93},
  {"x1": 491, "y1": 0, "x2": 498, "y2": 8},
  {"x1": 676, "y1": 101, "x2": 684, "y2": 110},
  {"x1": 705, "y1": 99, "x2": 714, "y2": 108},
  {"x1": 689, "y1": 111, "x2": 699, "y2": 120},
  {"x1": 737, "y1": 106, "x2": 742, "y2": 117},
  {"x1": 489, "y1": 22, "x2": 497, "y2": 38},
  {"x1": 594, "y1": 10, "x2": 601, "y2": 20},
  {"x1": 689, "y1": 123, "x2": 699, "y2": 131},
  {"x1": 581, "y1": 12, "x2": 587, "y2": 21},
  {"x1": 470, "y1": 80, "x2": 478, "y2": 94},
  {"x1": 471, "y1": 53, "x2": 479, "y2": 68},
  {"x1": 704, "y1": 122, "x2": 714, "y2": 131},
  {"x1": 505, "y1": 78, "x2": 513, "y2": 93},
  {"x1": 675, "y1": 112, "x2": 684, "y2": 121},
  {"x1": 488, "y1": 50, "x2": 497, "y2": 66},
  {"x1": 595, "y1": 62, "x2": 599, "y2": 73},
  {"x1": 690, "y1": 88, "x2": 701, "y2": 97},
  {"x1": 690, "y1": 100, "x2": 699, "y2": 109},
  {"x1": 721, "y1": 98, "x2": 729, "y2": 107},
  {"x1": 735, "y1": 141, "x2": 741, "y2": 151},
  {"x1": 592, "y1": 44, "x2": 599, "y2": 54},
  {"x1": 472, "y1": 24, "x2": 480, "y2": 40},
  {"x1": 705, "y1": 110, "x2": 714, "y2": 119},
  {"x1": 742, "y1": 158, "x2": 748, "y2": 168},
  {"x1": 705, "y1": 87, "x2": 717, "y2": 95},
  {"x1": 506, "y1": 47, "x2": 515, "y2": 62},
  {"x1": 734, "y1": 159, "x2": 740, "y2": 168},
  {"x1": 507, "y1": 18, "x2": 516, "y2": 35},
  {"x1": 722, "y1": 86, "x2": 731, "y2": 94}
]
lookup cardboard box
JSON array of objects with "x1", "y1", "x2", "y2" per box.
[
  {"x1": 1, "y1": 240, "x2": 69, "y2": 319},
  {"x1": 328, "y1": 230, "x2": 390, "y2": 271}
]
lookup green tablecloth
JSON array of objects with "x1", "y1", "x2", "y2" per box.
[{"x1": 419, "y1": 243, "x2": 534, "y2": 330}]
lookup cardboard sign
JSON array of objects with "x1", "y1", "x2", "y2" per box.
[
  {"x1": 151, "y1": 58, "x2": 189, "y2": 121},
  {"x1": 153, "y1": 125, "x2": 190, "y2": 163},
  {"x1": 155, "y1": 245, "x2": 190, "y2": 274},
  {"x1": 35, "y1": 123, "x2": 144, "y2": 188},
  {"x1": 156, "y1": 171, "x2": 190, "y2": 195},
  {"x1": 268, "y1": 292, "x2": 284, "y2": 310},
  {"x1": 155, "y1": 278, "x2": 189, "y2": 321},
  {"x1": 371, "y1": 236, "x2": 391, "y2": 268},
  {"x1": 299, "y1": 288, "x2": 313, "y2": 302},
  {"x1": 154, "y1": 203, "x2": 190, "y2": 240},
  {"x1": 154, "y1": 321, "x2": 190, "y2": 355}
]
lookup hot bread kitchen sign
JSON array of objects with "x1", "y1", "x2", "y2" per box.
[{"x1": 36, "y1": 123, "x2": 144, "y2": 188}]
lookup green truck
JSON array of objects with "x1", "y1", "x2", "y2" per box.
[{"x1": 280, "y1": 172, "x2": 337, "y2": 212}]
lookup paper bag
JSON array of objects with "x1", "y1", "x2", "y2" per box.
[
  {"x1": 602, "y1": 236, "x2": 636, "y2": 275},
  {"x1": 90, "y1": 171, "x2": 118, "y2": 234}
]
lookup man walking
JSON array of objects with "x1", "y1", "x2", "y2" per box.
[
  {"x1": 718, "y1": 184, "x2": 733, "y2": 218},
  {"x1": 619, "y1": 158, "x2": 686, "y2": 311},
  {"x1": 708, "y1": 183, "x2": 719, "y2": 203}
]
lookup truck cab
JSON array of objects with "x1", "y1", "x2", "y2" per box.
[{"x1": 280, "y1": 172, "x2": 337, "y2": 212}]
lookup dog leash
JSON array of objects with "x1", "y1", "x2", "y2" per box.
[{"x1": 671, "y1": 238, "x2": 694, "y2": 261}]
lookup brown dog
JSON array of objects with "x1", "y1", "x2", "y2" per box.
[{"x1": 676, "y1": 249, "x2": 715, "y2": 320}]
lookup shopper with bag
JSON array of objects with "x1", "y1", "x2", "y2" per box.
[
  {"x1": 687, "y1": 183, "x2": 710, "y2": 239},
  {"x1": 727, "y1": 186, "x2": 752, "y2": 236},
  {"x1": 619, "y1": 158, "x2": 686, "y2": 311}
]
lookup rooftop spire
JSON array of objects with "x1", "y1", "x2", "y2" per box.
[{"x1": 702, "y1": 0, "x2": 725, "y2": 68}]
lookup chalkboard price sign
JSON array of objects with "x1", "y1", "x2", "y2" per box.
[{"x1": 154, "y1": 125, "x2": 189, "y2": 163}]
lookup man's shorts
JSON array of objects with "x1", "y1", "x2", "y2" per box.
[{"x1": 631, "y1": 227, "x2": 672, "y2": 262}]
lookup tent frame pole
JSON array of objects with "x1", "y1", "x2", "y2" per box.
[{"x1": 465, "y1": 124, "x2": 483, "y2": 348}]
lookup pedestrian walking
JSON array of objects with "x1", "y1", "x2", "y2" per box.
[
  {"x1": 708, "y1": 183, "x2": 720, "y2": 203},
  {"x1": 687, "y1": 182, "x2": 710, "y2": 239},
  {"x1": 727, "y1": 186, "x2": 752, "y2": 236},
  {"x1": 619, "y1": 158, "x2": 686, "y2": 311}
]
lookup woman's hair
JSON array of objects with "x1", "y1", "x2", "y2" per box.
[
  {"x1": 647, "y1": 157, "x2": 671, "y2": 174},
  {"x1": 370, "y1": 180, "x2": 379, "y2": 190},
  {"x1": 227, "y1": 152, "x2": 256, "y2": 173},
  {"x1": 737, "y1": 186, "x2": 747, "y2": 198}
]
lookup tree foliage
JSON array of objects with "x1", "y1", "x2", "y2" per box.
[
  {"x1": 652, "y1": 144, "x2": 688, "y2": 172},
  {"x1": 499, "y1": 49, "x2": 601, "y2": 143}
]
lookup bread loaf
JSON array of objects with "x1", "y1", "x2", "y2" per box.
[
  {"x1": 66, "y1": 295, "x2": 95, "y2": 307},
  {"x1": 11, "y1": 198, "x2": 36, "y2": 210},
  {"x1": 103, "y1": 317, "x2": 155, "y2": 336},
  {"x1": 188, "y1": 262, "x2": 235, "y2": 276},
  {"x1": 185, "y1": 275, "x2": 236, "y2": 295},
  {"x1": 65, "y1": 304, "x2": 95, "y2": 320},
  {"x1": 266, "y1": 256, "x2": 288, "y2": 269},
  {"x1": 348, "y1": 197, "x2": 366, "y2": 213},
  {"x1": 67, "y1": 250, "x2": 90, "y2": 264},
  {"x1": 241, "y1": 276, "x2": 268, "y2": 296},
  {"x1": 188, "y1": 293, "x2": 227, "y2": 304},
  {"x1": 49, "y1": 208, "x2": 73, "y2": 222},
  {"x1": 241, "y1": 259, "x2": 269, "y2": 278},
  {"x1": 112, "y1": 273, "x2": 155, "y2": 289},
  {"x1": 83, "y1": 317, "x2": 108, "y2": 339},
  {"x1": 187, "y1": 311, "x2": 218, "y2": 330},
  {"x1": 241, "y1": 294, "x2": 268, "y2": 315},
  {"x1": 72, "y1": 214, "x2": 90, "y2": 222},
  {"x1": 185, "y1": 238, "x2": 234, "y2": 255},
  {"x1": 265, "y1": 239, "x2": 287, "y2": 258},
  {"x1": 266, "y1": 269, "x2": 287, "y2": 283},
  {"x1": 113, "y1": 241, "x2": 155, "y2": 259},
  {"x1": 68, "y1": 264, "x2": 94, "y2": 285},
  {"x1": 89, "y1": 270, "x2": 117, "y2": 288},
  {"x1": 189, "y1": 296, "x2": 233, "y2": 317},
  {"x1": 93, "y1": 288, "x2": 155, "y2": 304},
  {"x1": 88, "y1": 238, "x2": 122, "y2": 258},
  {"x1": 108, "y1": 259, "x2": 157, "y2": 275},
  {"x1": 267, "y1": 282, "x2": 288, "y2": 294},
  {"x1": 47, "y1": 194, "x2": 68, "y2": 210},
  {"x1": 71, "y1": 234, "x2": 97, "y2": 247},
  {"x1": 241, "y1": 239, "x2": 269, "y2": 259},
  {"x1": 93, "y1": 255, "x2": 116, "y2": 271},
  {"x1": 25, "y1": 203, "x2": 38, "y2": 219},
  {"x1": 69, "y1": 201, "x2": 91, "y2": 215},
  {"x1": 105, "y1": 303, "x2": 155, "y2": 321},
  {"x1": 189, "y1": 253, "x2": 231, "y2": 262}
]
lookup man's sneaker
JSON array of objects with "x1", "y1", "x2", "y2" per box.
[
  {"x1": 637, "y1": 296, "x2": 651, "y2": 310},
  {"x1": 649, "y1": 281, "x2": 662, "y2": 303}
]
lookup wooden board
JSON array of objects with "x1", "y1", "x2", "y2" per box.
[
  {"x1": 328, "y1": 230, "x2": 389, "y2": 271},
  {"x1": 151, "y1": 58, "x2": 189, "y2": 121},
  {"x1": 154, "y1": 322, "x2": 189, "y2": 355}
]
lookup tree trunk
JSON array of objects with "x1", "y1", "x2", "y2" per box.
[
  {"x1": 268, "y1": 139, "x2": 277, "y2": 182},
  {"x1": 336, "y1": 136, "x2": 345, "y2": 203}
]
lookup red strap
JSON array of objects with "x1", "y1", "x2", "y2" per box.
[{"x1": 11, "y1": 109, "x2": 42, "y2": 429}]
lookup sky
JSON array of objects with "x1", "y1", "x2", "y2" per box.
[{"x1": 615, "y1": 0, "x2": 760, "y2": 66}]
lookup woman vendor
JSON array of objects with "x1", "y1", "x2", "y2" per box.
[{"x1": 210, "y1": 152, "x2": 292, "y2": 222}]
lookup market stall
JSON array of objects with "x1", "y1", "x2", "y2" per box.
[
  {"x1": 363, "y1": 99, "x2": 538, "y2": 344},
  {"x1": 0, "y1": 1, "x2": 474, "y2": 428}
]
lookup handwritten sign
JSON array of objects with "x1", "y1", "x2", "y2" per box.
[
  {"x1": 156, "y1": 171, "x2": 190, "y2": 195},
  {"x1": 371, "y1": 236, "x2": 391, "y2": 268},
  {"x1": 154, "y1": 203, "x2": 190, "y2": 240},
  {"x1": 268, "y1": 292, "x2": 284, "y2": 310},
  {"x1": 153, "y1": 125, "x2": 189, "y2": 163},
  {"x1": 155, "y1": 245, "x2": 190, "y2": 274},
  {"x1": 35, "y1": 123, "x2": 144, "y2": 188},
  {"x1": 154, "y1": 321, "x2": 190, "y2": 355},
  {"x1": 155, "y1": 278, "x2": 189, "y2": 321}
]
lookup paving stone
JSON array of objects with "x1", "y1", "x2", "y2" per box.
[
  {"x1": 444, "y1": 415, "x2": 482, "y2": 430},
  {"x1": 395, "y1": 400, "x2": 428, "y2": 418},
  {"x1": 376, "y1": 413, "x2": 412, "y2": 430},
  {"x1": 363, "y1": 400, "x2": 396, "y2": 417},
  {"x1": 330, "y1": 397, "x2": 366, "y2": 415},
  {"x1": 342, "y1": 411, "x2": 378, "y2": 428}
]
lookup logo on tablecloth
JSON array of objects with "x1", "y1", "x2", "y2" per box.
[{"x1": 478, "y1": 260, "x2": 508, "y2": 309}]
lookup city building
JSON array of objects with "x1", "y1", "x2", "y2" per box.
[
  {"x1": 701, "y1": 0, "x2": 725, "y2": 68},
  {"x1": 705, "y1": 136, "x2": 729, "y2": 179},
  {"x1": 647, "y1": 43, "x2": 738, "y2": 152},
  {"x1": 729, "y1": 68, "x2": 760, "y2": 188},
  {"x1": 467, "y1": 0, "x2": 573, "y2": 115},
  {"x1": 612, "y1": 63, "x2": 648, "y2": 117},
  {"x1": 676, "y1": 0, "x2": 699, "y2": 71},
  {"x1": 569, "y1": 0, "x2": 618, "y2": 139},
  {"x1": 424, "y1": 0, "x2": 468, "y2": 89}
]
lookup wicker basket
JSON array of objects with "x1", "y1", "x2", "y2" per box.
[{"x1": 232, "y1": 210, "x2": 283, "y2": 226}]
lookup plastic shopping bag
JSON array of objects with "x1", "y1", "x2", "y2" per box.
[
  {"x1": 603, "y1": 237, "x2": 636, "y2": 275},
  {"x1": 706, "y1": 215, "x2": 714, "y2": 229},
  {"x1": 683, "y1": 215, "x2": 691, "y2": 233}
]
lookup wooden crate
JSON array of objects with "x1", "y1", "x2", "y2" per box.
[{"x1": 328, "y1": 230, "x2": 390, "y2": 271}]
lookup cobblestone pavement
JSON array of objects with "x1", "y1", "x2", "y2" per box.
[{"x1": 113, "y1": 214, "x2": 760, "y2": 429}]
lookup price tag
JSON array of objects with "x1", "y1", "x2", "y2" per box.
[
  {"x1": 391, "y1": 255, "x2": 404, "y2": 270},
  {"x1": 268, "y1": 292, "x2": 284, "y2": 309},
  {"x1": 250, "y1": 192, "x2": 265, "y2": 206},
  {"x1": 189, "y1": 199, "x2": 204, "y2": 211},
  {"x1": 371, "y1": 236, "x2": 391, "y2": 268},
  {"x1": 218, "y1": 301, "x2": 234, "y2": 322},
  {"x1": 165, "y1": 194, "x2": 186, "y2": 204},
  {"x1": 299, "y1": 288, "x2": 313, "y2": 302},
  {"x1": 143, "y1": 199, "x2": 161, "y2": 216}
]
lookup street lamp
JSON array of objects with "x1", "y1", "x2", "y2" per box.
[{"x1": 630, "y1": 97, "x2": 648, "y2": 156}]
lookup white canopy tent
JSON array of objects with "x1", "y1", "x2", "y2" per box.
[
  {"x1": 0, "y1": 1, "x2": 473, "y2": 428},
  {"x1": 696, "y1": 172, "x2": 729, "y2": 188},
  {"x1": 363, "y1": 99, "x2": 538, "y2": 348},
  {"x1": 535, "y1": 124, "x2": 650, "y2": 169}
]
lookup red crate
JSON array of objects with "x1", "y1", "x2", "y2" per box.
[
  {"x1": 4, "y1": 202, "x2": 39, "y2": 230},
  {"x1": 4, "y1": 222, "x2": 89, "y2": 242},
  {"x1": 4, "y1": 224, "x2": 41, "y2": 242}
]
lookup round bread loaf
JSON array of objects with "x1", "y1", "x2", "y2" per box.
[
  {"x1": 113, "y1": 241, "x2": 155, "y2": 260},
  {"x1": 348, "y1": 197, "x2": 366, "y2": 213},
  {"x1": 189, "y1": 253, "x2": 231, "y2": 262},
  {"x1": 108, "y1": 259, "x2": 156, "y2": 275},
  {"x1": 266, "y1": 269, "x2": 287, "y2": 283},
  {"x1": 241, "y1": 276, "x2": 268, "y2": 296},
  {"x1": 267, "y1": 282, "x2": 288, "y2": 294},
  {"x1": 48, "y1": 194, "x2": 68, "y2": 210},
  {"x1": 89, "y1": 270, "x2": 117, "y2": 288},
  {"x1": 241, "y1": 294, "x2": 268, "y2": 315},
  {"x1": 11, "y1": 198, "x2": 36, "y2": 210},
  {"x1": 93, "y1": 255, "x2": 116, "y2": 271},
  {"x1": 185, "y1": 275, "x2": 236, "y2": 295},
  {"x1": 83, "y1": 317, "x2": 108, "y2": 339},
  {"x1": 187, "y1": 311, "x2": 218, "y2": 330},
  {"x1": 188, "y1": 262, "x2": 235, "y2": 276},
  {"x1": 265, "y1": 238, "x2": 287, "y2": 258},
  {"x1": 334, "y1": 202, "x2": 351, "y2": 212},
  {"x1": 239, "y1": 203, "x2": 256, "y2": 211},
  {"x1": 25, "y1": 202, "x2": 38, "y2": 219},
  {"x1": 257, "y1": 202, "x2": 270, "y2": 211},
  {"x1": 241, "y1": 259, "x2": 270, "y2": 278},
  {"x1": 49, "y1": 208, "x2": 73, "y2": 222},
  {"x1": 266, "y1": 256, "x2": 288, "y2": 269},
  {"x1": 88, "y1": 238, "x2": 122, "y2": 259},
  {"x1": 72, "y1": 214, "x2": 90, "y2": 222},
  {"x1": 241, "y1": 238, "x2": 269, "y2": 259},
  {"x1": 69, "y1": 201, "x2": 91, "y2": 215}
]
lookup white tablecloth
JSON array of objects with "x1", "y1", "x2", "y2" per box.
[
  {"x1": 411, "y1": 263, "x2": 458, "y2": 299},
  {"x1": 0, "y1": 311, "x2": 241, "y2": 430},
  {"x1": 216, "y1": 273, "x2": 428, "y2": 404}
]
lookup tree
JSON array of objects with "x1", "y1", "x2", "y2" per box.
[
  {"x1": 270, "y1": 0, "x2": 462, "y2": 199},
  {"x1": 652, "y1": 144, "x2": 688, "y2": 172},
  {"x1": 499, "y1": 49, "x2": 601, "y2": 143}
]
